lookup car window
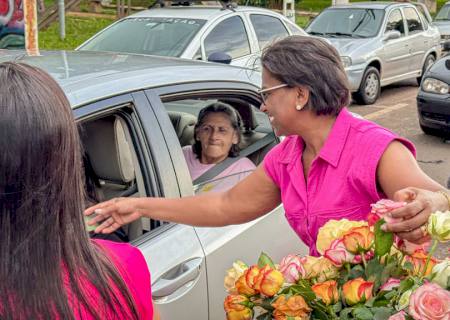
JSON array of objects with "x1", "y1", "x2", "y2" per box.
[
  {"x1": 306, "y1": 8, "x2": 384, "y2": 38},
  {"x1": 79, "y1": 17, "x2": 206, "y2": 57},
  {"x1": 403, "y1": 7, "x2": 423, "y2": 34},
  {"x1": 286, "y1": 21, "x2": 304, "y2": 35},
  {"x1": 249, "y1": 14, "x2": 289, "y2": 49},
  {"x1": 385, "y1": 9, "x2": 405, "y2": 35},
  {"x1": 204, "y1": 16, "x2": 251, "y2": 59},
  {"x1": 435, "y1": 4, "x2": 450, "y2": 21},
  {"x1": 163, "y1": 96, "x2": 274, "y2": 193}
]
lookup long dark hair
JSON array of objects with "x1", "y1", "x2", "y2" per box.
[
  {"x1": 0, "y1": 62, "x2": 138, "y2": 319},
  {"x1": 192, "y1": 102, "x2": 243, "y2": 158}
]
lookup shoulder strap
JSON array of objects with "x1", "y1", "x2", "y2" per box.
[{"x1": 192, "y1": 132, "x2": 276, "y2": 185}]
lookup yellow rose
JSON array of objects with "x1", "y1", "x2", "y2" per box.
[
  {"x1": 342, "y1": 226, "x2": 374, "y2": 254},
  {"x1": 224, "y1": 260, "x2": 248, "y2": 294},
  {"x1": 403, "y1": 249, "x2": 438, "y2": 276},
  {"x1": 342, "y1": 277, "x2": 374, "y2": 305},
  {"x1": 312, "y1": 280, "x2": 339, "y2": 305},
  {"x1": 427, "y1": 211, "x2": 450, "y2": 242},
  {"x1": 316, "y1": 219, "x2": 367, "y2": 254},
  {"x1": 224, "y1": 294, "x2": 253, "y2": 320},
  {"x1": 254, "y1": 265, "x2": 284, "y2": 297},
  {"x1": 271, "y1": 295, "x2": 311, "y2": 320}
]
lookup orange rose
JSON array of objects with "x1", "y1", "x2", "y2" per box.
[
  {"x1": 342, "y1": 226, "x2": 374, "y2": 254},
  {"x1": 224, "y1": 295, "x2": 253, "y2": 320},
  {"x1": 342, "y1": 277, "x2": 374, "y2": 305},
  {"x1": 404, "y1": 249, "x2": 438, "y2": 276},
  {"x1": 235, "y1": 274, "x2": 256, "y2": 296},
  {"x1": 312, "y1": 280, "x2": 339, "y2": 305},
  {"x1": 245, "y1": 265, "x2": 260, "y2": 289},
  {"x1": 302, "y1": 256, "x2": 339, "y2": 282},
  {"x1": 271, "y1": 295, "x2": 311, "y2": 320},
  {"x1": 254, "y1": 265, "x2": 284, "y2": 297}
]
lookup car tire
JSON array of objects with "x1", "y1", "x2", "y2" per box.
[
  {"x1": 354, "y1": 67, "x2": 380, "y2": 105},
  {"x1": 417, "y1": 54, "x2": 435, "y2": 85},
  {"x1": 420, "y1": 124, "x2": 441, "y2": 136}
]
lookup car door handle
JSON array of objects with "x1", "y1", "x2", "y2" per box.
[{"x1": 152, "y1": 258, "x2": 203, "y2": 298}]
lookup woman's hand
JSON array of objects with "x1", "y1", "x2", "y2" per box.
[
  {"x1": 381, "y1": 187, "x2": 448, "y2": 243},
  {"x1": 84, "y1": 197, "x2": 143, "y2": 234}
]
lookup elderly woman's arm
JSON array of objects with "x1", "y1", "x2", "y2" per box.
[
  {"x1": 376, "y1": 141, "x2": 449, "y2": 242},
  {"x1": 85, "y1": 165, "x2": 281, "y2": 234}
]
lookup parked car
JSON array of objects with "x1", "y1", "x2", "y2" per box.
[
  {"x1": 417, "y1": 45, "x2": 450, "y2": 137},
  {"x1": 433, "y1": 1, "x2": 450, "y2": 50},
  {"x1": 0, "y1": 50, "x2": 308, "y2": 319},
  {"x1": 76, "y1": 2, "x2": 306, "y2": 69},
  {"x1": 306, "y1": 2, "x2": 441, "y2": 105}
]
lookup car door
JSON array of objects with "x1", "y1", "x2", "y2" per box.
[
  {"x1": 74, "y1": 92, "x2": 209, "y2": 320},
  {"x1": 148, "y1": 82, "x2": 309, "y2": 319},
  {"x1": 381, "y1": 8, "x2": 411, "y2": 81},
  {"x1": 402, "y1": 6, "x2": 427, "y2": 73},
  {"x1": 201, "y1": 14, "x2": 253, "y2": 68}
]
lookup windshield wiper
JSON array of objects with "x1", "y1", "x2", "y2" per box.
[
  {"x1": 308, "y1": 31, "x2": 326, "y2": 36},
  {"x1": 325, "y1": 32, "x2": 353, "y2": 37}
]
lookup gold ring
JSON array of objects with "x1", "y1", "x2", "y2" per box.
[{"x1": 420, "y1": 223, "x2": 428, "y2": 237}]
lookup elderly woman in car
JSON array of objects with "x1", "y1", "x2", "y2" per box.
[{"x1": 183, "y1": 102, "x2": 256, "y2": 193}]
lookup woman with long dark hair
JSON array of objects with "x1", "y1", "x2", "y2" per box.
[{"x1": 0, "y1": 62, "x2": 153, "y2": 319}]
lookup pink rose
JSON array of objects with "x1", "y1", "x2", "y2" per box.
[
  {"x1": 324, "y1": 239, "x2": 358, "y2": 267},
  {"x1": 278, "y1": 254, "x2": 305, "y2": 283},
  {"x1": 389, "y1": 311, "x2": 406, "y2": 320},
  {"x1": 409, "y1": 283, "x2": 450, "y2": 320},
  {"x1": 380, "y1": 278, "x2": 401, "y2": 291},
  {"x1": 370, "y1": 199, "x2": 405, "y2": 224},
  {"x1": 394, "y1": 237, "x2": 431, "y2": 255}
]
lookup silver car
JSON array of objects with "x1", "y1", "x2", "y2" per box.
[
  {"x1": 433, "y1": 1, "x2": 450, "y2": 49},
  {"x1": 306, "y1": 2, "x2": 441, "y2": 105},
  {"x1": 0, "y1": 50, "x2": 307, "y2": 319},
  {"x1": 76, "y1": 4, "x2": 306, "y2": 69}
]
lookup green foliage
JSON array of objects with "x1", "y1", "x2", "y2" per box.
[
  {"x1": 39, "y1": 16, "x2": 114, "y2": 50},
  {"x1": 375, "y1": 219, "x2": 394, "y2": 257},
  {"x1": 258, "y1": 252, "x2": 275, "y2": 268}
]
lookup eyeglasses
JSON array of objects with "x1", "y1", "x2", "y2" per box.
[
  {"x1": 198, "y1": 124, "x2": 233, "y2": 136},
  {"x1": 258, "y1": 83, "x2": 289, "y2": 104}
]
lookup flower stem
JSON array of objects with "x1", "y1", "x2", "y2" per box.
[
  {"x1": 361, "y1": 252, "x2": 367, "y2": 269},
  {"x1": 422, "y1": 239, "x2": 438, "y2": 278}
]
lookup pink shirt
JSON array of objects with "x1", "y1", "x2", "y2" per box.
[
  {"x1": 68, "y1": 240, "x2": 153, "y2": 319},
  {"x1": 183, "y1": 146, "x2": 256, "y2": 193},
  {"x1": 263, "y1": 108, "x2": 415, "y2": 256}
]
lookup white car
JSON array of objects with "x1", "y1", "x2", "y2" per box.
[{"x1": 76, "y1": 3, "x2": 306, "y2": 69}]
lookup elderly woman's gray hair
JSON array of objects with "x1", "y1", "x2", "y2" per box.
[{"x1": 261, "y1": 36, "x2": 351, "y2": 115}]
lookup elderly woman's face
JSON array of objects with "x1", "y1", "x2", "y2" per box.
[{"x1": 196, "y1": 112, "x2": 238, "y2": 164}]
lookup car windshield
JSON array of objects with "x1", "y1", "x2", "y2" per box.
[
  {"x1": 79, "y1": 17, "x2": 206, "y2": 57},
  {"x1": 435, "y1": 5, "x2": 450, "y2": 21},
  {"x1": 306, "y1": 8, "x2": 384, "y2": 38}
]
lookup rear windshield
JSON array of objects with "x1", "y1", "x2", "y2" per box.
[
  {"x1": 435, "y1": 5, "x2": 450, "y2": 21},
  {"x1": 79, "y1": 17, "x2": 206, "y2": 57},
  {"x1": 306, "y1": 8, "x2": 384, "y2": 38}
]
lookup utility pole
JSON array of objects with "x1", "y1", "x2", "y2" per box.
[
  {"x1": 332, "y1": 0, "x2": 348, "y2": 5},
  {"x1": 58, "y1": 0, "x2": 65, "y2": 39},
  {"x1": 23, "y1": 0, "x2": 39, "y2": 55}
]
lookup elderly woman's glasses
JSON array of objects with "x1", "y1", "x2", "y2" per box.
[{"x1": 258, "y1": 84, "x2": 289, "y2": 104}]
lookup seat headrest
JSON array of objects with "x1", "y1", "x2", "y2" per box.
[
  {"x1": 219, "y1": 99, "x2": 258, "y2": 131},
  {"x1": 81, "y1": 116, "x2": 135, "y2": 184},
  {"x1": 168, "y1": 111, "x2": 197, "y2": 146}
]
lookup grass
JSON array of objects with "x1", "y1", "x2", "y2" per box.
[{"x1": 39, "y1": 16, "x2": 114, "y2": 50}]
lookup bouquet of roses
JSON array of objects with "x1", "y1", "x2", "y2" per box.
[{"x1": 223, "y1": 200, "x2": 450, "y2": 320}]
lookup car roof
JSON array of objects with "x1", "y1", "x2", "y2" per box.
[
  {"x1": 328, "y1": 1, "x2": 413, "y2": 10},
  {"x1": 0, "y1": 50, "x2": 260, "y2": 108},
  {"x1": 129, "y1": 6, "x2": 286, "y2": 21}
]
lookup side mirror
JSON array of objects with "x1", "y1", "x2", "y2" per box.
[
  {"x1": 207, "y1": 52, "x2": 232, "y2": 65},
  {"x1": 383, "y1": 30, "x2": 401, "y2": 41}
]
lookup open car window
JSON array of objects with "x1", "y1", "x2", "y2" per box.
[{"x1": 194, "y1": 170, "x2": 254, "y2": 194}]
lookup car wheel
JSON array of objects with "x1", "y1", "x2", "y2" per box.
[
  {"x1": 420, "y1": 124, "x2": 441, "y2": 136},
  {"x1": 354, "y1": 67, "x2": 380, "y2": 105},
  {"x1": 417, "y1": 54, "x2": 435, "y2": 85}
]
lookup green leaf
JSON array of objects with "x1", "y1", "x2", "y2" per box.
[
  {"x1": 256, "y1": 312, "x2": 272, "y2": 320},
  {"x1": 353, "y1": 306, "x2": 373, "y2": 320},
  {"x1": 312, "y1": 309, "x2": 329, "y2": 320},
  {"x1": 333, "y1": 301, "x2": 342, "y2": 313},
  {"x1": 340, "y1": 308, "x2": 353, "y2": 320},
  {"x1": 257, "y1": 252, "x2": 275, "y2": 268},
  {"x1": 372, "y1": 307, "x2": 394, "y2": 320},
  {"x1": 398, "y1": 278, "x2": 414, "y2": 293},
  {"x1": 375, "y1": 219, "x2": 394, "y2": 257},
  {"x1": 349, "y1": 264, "x2": 365, "y2": 279}
]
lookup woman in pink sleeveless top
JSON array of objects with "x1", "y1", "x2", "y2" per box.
[
  {"x1": 0, "y1": 62, "x2": 153, "y2": 319},
  {"x1": 86, "y1": 36, "x2": 450, "y2": 256}
]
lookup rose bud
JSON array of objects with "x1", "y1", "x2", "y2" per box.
[
  {"x1": 224, "y1": 295, "x2": 253, "y2": 320},
  {"x1": 312, "y1": 280, "x2": 339, "y2": 305},
  {"x1": 279, "y1": 254, "x2": 306, "y2": 283},
  {"x1": 271, "y1": 295, "x2": 311, "y2": 319},
  {"x1": 253, "y1": 265, "x2": 284, "y2": 297},
  {"x1": 342, "y1": 277, "x2": 374, "y2": 305},
  {"x1": 342, "y1": 226, "x2": 374, "y2": 254}
]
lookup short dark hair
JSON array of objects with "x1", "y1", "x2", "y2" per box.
[
  {"x1": 193, "y1": 102, "x2": 243, "y2": 158},
  {"x1": 261, "y1": 36, "x2": 351, "y2": 115}
]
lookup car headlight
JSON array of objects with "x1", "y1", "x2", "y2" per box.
[
  {"x1": 340, "y1": 56, "x2": 352, "y2": 68},
  {"x1": 422, "y1": 78, "x2": 449, "y2": 94}
]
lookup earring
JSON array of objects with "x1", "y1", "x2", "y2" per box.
[{"x1": 296, "y1": 104, "x2": 303, "y2": 111}]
